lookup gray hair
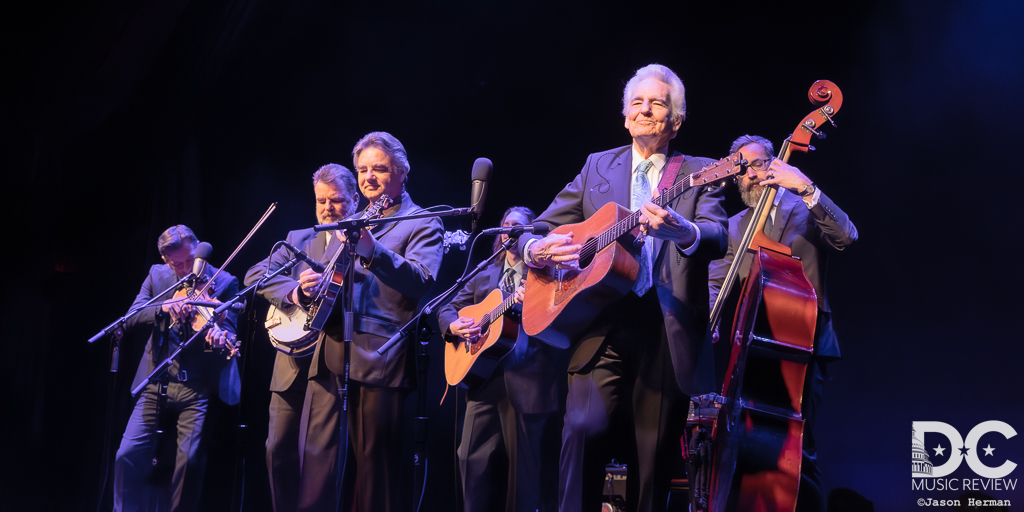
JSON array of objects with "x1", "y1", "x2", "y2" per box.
[
  {"x1": 157, "y1": 225, "x2": 198, "y2": 256},
  {"x1": 352, "y1": 131, "x2": 411, "y2": 183},
  {"x1": 312, "y1": 163, "x2": 359, "y2": 217},
  {"x1": 622, "y1": 64, "x2": 686, "y2": 123},
  {"x1": 729, "y1": 134, "x2": 775, "y2": 157}
]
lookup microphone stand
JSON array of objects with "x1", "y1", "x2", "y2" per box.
[
  {"x1": 87, "y1": 271, "x2": 194, "y2": 512},
  {"x1": 89, "y1": 273, "x2": 196, "y2": 367},
  {"x1": 312, "y1": 207, "x2": 474, "y2": 233},
  {"x1": 317, "y1": 204, "x2": 478, "y2": 508},
  {"x1": 374, "y1": 229, "x2": 524, "y2": 509},
  {"x1": 130, "y1": 258, "x2": 301, "y2": 398},
  {"x1": 378, "y1": 228, "x2": 525, "y2": 356}
]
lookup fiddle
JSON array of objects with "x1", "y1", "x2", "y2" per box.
[{"x1": 167, "y1": 275, "x2": 239, "y2": 358}]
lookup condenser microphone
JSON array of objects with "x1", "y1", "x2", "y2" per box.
[
  {"x1": 192, "y1": 242, "x2": 213, "y2": 277},
  {"x1": 184, "y1": 300, "x2": 246, "y2": 312},
  {"x1": 281, "y1": 241, "x2": 326, "y2": 273},
  {"x1": 470, "y1": 158, "x2": 492, "y2": 232},
  {"x1": 480, "y1": 223, "x2": 551, "y2": 236}
]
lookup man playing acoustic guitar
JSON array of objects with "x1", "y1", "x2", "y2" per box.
[
  {"x1": 438, "y1": 206, "x2": 566, "y2": 512},
  {"x1": 519, "y1": 64, "x2": 729, "y2": 512}
]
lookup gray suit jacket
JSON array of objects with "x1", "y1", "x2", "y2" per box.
[
  {"x1": 519, "y1": 145, "x2": 728, "y2": 396},
  {"x1": 708, "y1": 189, "x2": 857, "y2": 360},
  {"x1": 321, "y1": 191, "x2": 445, "y2": 388},
  {"x1": 246, "y1": 191, "x2": 444, "y2": 389}
]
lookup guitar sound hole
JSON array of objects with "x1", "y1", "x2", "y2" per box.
[{"x1": 578, "y1": 237, "x2": 597, "y2": 269}]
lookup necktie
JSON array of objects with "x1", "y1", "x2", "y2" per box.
[
  {"x1": 632, "y1": 159, "x2": 654, "y2": 296},
  {"x1": 763, "y1": 206, "x2": 775, "y2": 239},
  {"x1": 500, "y1": 266, "x2": 518, "y2": 294}
]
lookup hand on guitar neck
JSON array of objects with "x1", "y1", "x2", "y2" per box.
[
  {"x1": 637, "y1": 202, "x2": 697, "y2": 246},
  {"x1": 447, "y1": 279, "x2": 525, "y2": 344}
]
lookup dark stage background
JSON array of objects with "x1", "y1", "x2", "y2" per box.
[{"x1": 3, "y1": 1, "x2": 1023, "y2": 511}]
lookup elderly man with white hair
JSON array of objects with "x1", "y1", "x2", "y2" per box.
[{"x1": 519, "y1": 64, "x2": 728, "y2": 511}]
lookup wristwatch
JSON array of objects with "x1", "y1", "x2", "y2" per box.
[{"x1": 799, "y1": 183, "x2": 816, "y2": 197}]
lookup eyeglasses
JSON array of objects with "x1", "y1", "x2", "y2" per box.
[{"x1": 746, "y1": 158, "x2": 773, "y2": 171}]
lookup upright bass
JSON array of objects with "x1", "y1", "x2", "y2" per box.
[{"x1": 706, "y1": 81, "x2": 843, "y2": 512}]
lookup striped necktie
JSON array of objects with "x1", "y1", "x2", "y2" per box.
[{"x1": 631, "y1": 159, "x2": 654, "y2": 296}]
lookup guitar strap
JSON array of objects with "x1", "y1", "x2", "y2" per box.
[{"x1": 657, "y1": 153, "x2": 687, "y2": 193}]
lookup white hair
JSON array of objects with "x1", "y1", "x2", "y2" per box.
[{"x1": 621, "y1": 64, "x2": 686, "y2": 123}]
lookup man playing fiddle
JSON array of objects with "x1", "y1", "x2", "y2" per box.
[{"x1": 114, "y1": 225, "x2": 240, "y2": 512}]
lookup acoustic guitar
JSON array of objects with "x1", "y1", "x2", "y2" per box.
[
  {"x1": 522, "y1": 154, "x2": 745, "y2": 348},
  {"x1": 444, "y1": 288, "x2": 521, "y2": 388}
]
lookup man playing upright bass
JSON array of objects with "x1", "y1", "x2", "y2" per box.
[{"x1": 709, "y1": 134, "x2": 857, "y2": 512}]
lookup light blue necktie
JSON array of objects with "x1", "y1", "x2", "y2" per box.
[{"x1": 631, "y1": 159, "x2": 654, "y2": 296}]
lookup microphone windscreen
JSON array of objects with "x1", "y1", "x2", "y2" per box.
[
  {"x1": 194, "y1": 242, "x2": 213, "y2": 260},
  {"x1": 471, "y1": 158, "x2": 493, "y2": 181},
  {"x1": 530, "y1": 222, "x2": 551, "y2": 236}
]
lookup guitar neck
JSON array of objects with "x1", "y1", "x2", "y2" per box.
[
  {"x1": 479, "y1": 291, "x2": 519, "y2": 330},
  {"x1": 579, "y1": 154, "x2": 738, "y2": 261}
]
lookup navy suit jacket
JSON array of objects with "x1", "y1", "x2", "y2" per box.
[
  {"x1": 437, "y1": 263, "x2": 567, "y2": 414},
  {"x1": 708, "y1": 189, "x2": 858, "y2": 360},
  {"x1": 127, "y1": 263, "x2": 241, "y2": 403},
  {"x1": 519, "y1": 145, "x2": 729, "y2": 396}
]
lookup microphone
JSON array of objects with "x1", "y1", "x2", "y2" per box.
[
  {"x1": 184, "y1": 300, "x2": 246, "y2": 312},
  {"x1": 281, "y1": 241, "x2": 326, "y2": 273},
  {"x1": 470, "y1": 158, "x2": 492, "y2": 232},
  {"x1": 480, "y1": 222, "x2": 551, "y2": 236},
  {"x1": 192, "y1": 242, "x2": 213, "y2": 277}
]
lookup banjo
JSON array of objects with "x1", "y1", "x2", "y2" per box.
[{"x1": 265, "y1": 303, "x2": 323, "y2": 357}]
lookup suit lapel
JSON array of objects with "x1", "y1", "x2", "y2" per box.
[
  {"x1": 610, "y1": 148, "x2": 633, "y2": 209},
  {"x1": 309, "y1": 230, "x2": 329, "y2": 264},
  {"x1": 771, "y1": 191, "x2": 799, "y2": 242},
  {"x1": 486, "y1": 264, "x2": 501, "y2": 293}
]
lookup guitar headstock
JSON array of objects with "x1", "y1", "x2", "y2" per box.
[{"x1": 688, "y1": 153, "x2": 748, "y2": 187}]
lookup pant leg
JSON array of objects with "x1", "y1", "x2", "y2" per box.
[
  {"x1": 168, "y1": 382, "x2": 210, "y2": 512},
  {"x1": 796, "y1": 361, "x2": 825, "y2": 512},
  {"x1": 629, "y1": 330, "x2": 686, "y2": 512},
  {"x1": 298, "y1": 374, "x2": 341, "y2": 512},
  {"x1": 267, "y1": 384, "x2": 306, "y2": 512},
  {"x1": 559, "y1": 343, "x2": 628, "y2": 512},
  {"x1": 114, "y1": 386, "x2": 162, "y2": 512},
  {"x1": 459, "y1": 394, "x2": 512, "y2": 512},
  {"x1": 513, "y1": 409, "x2": 561, "y2": 512},
  {"x1": 348, "y1": 384, "x2": 406, "y2": 512}
]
